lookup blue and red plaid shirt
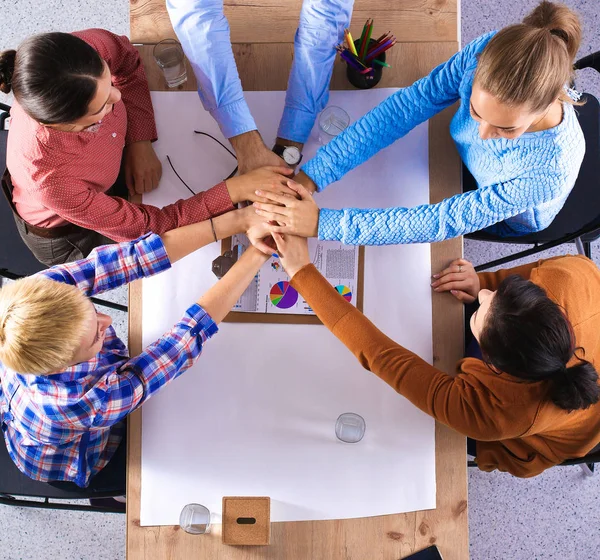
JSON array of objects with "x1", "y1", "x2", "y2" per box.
[{"x1": 0, "y1": 233, "x2": 218, "y2": 487}]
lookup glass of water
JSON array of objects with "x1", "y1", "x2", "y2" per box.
[
  {"x1": 179, "y1": 503, "x2": 211, "y2": 535},
  {"x1": 153, "y1": 39, "x2": 188, "y2": 88},
  {"x1": 318, "y1": 106, "x2": 350, "y2": 144},
  {"x1": 335, "y1": 412, "x2": 366, "y2": 443}
]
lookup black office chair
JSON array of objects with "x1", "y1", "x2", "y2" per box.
[
  {"x1": 0, "y1": 429, "x2": 126, "y2": 513},
  {"x1": 0, "y1": 105, "x2": 127, "y2": 512},
  {"x1": 560, "y1": 441, "x2": 600, "y2": 477},
  {"x1": 464, "y1": 52, "x2": 600, "y2": 272},
  {"x1": 0, "y1": 103, "x2": 126, "y2": 312},
  {"x1": 468, "y1": 442, "x2": 600, "y2": 477}
]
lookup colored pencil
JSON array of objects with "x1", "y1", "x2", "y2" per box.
[
  {"x1": 373, "y1": 59, "x2": 391, "y2": 68},
  {"x1": 374, "y1": 31, "x2": 391, "y2": 43},
  {"x1": 357, "y1": 19, "x2": 369, "y2": 58},
  {"x1": 358, "y1": 18, "x2": 373, "y2": 61},
  {"x1": 337, "y1": 19, "x2": 396, "y2": 76},
  {"x1": 362, "y1": 19, "x2": 374, "y2": 61},
  {"x1": 344, "y1": 29, "x2": 358, "y2": 56},
  {"x1": 365, "y1": 39, "x2": 396, "y2": 62},
  {"x1": 340, "y1": 50, "x2": 372, "y2": 73},
  {"x1": 366, "y1": 36, "x2": 394, "y2": 57}
]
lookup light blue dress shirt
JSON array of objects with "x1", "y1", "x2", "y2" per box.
[{"x1": 167, "y1": 0, "x2": 354, "y2": 142}]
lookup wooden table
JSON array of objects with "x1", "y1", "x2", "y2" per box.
[{"x1": 128, "y1": 1, "x2": 467, "y2": 558}]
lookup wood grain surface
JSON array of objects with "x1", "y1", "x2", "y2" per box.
[
  {"x1": 127, "y1": 13, "x2": 467, "y2": 558},
  {"x1": 130, "y1": 0, "x2": 457, "y2": 45}
]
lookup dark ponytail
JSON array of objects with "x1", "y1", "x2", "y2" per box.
[
  {"x1": 1, "y1": 32, "x2": 104, "y2": 124},
  {"x1": 550, "y1": 361, "x2": 600, "y2": 412},
  {"x1": 479, "y1": 276, "x2": 600, "y2": 412},
  {"x1": 0, "y1": 50, "x2": 16, "y2": 94}
]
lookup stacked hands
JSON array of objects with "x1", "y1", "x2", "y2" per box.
[
  {"x1": 128, "y1": 136, "x2": 479, "y2": 300},
  {"x1": 229, "y1": 161, "x2": 479, "y2": 302}
]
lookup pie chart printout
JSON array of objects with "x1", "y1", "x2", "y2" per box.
[
  {"x1": 269, "y1": 281, "x2": 299, "y2": 309},
  {"x1": 335, "y1": 285, "x2": 353, "y2": 302}
]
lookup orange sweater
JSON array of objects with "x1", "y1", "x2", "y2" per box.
[{"x1": 290, "y1": 255, "x2": 600, "y2": 477}]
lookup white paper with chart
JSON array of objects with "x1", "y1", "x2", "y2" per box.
[
  {"x1": 140, "y1": 90, "x2": 435, "y2": 526},
  {"x1": 230, "y1": 235, "x2": 359, "y2": 314}
]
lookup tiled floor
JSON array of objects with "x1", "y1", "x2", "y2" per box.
[
  {"x1": 1, "y1": 1, "x2": 599, "y2": 559},
  {"x1": 463, "y1": 1, "x2": 600, "y2": 559}
]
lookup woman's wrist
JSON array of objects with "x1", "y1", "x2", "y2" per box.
[
  {"x1": 225, "y1": 176, "x2": 242, "y2": 205},
  {"x1": 211, "y1": 207, "x2": 248, "y2": 240},
  {"x1": 284, "y1": 260, "x2": 311, "y2": 279},
  {"x1": 243, "y1": 245, "x2": 271, "y2": 265},
  {"x1": 294, "y1": 170, "x2": 317, "y2": 194}
]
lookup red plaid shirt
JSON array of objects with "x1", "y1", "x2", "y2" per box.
[{"x1": 7, "y1": 29, "x2": 234, "y2": 241}]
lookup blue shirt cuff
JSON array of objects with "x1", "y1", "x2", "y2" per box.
[
  {"x1": 134, "y1": 233, "x2": 172, "y2": 278},
  {"x1": 186, "y1": 304, "x2": 219, "y2": 340},
  {"x1": 300, "y1": 158, "x2": 329, "y2": 193},
  {"x1": 277, "y1": 106, "x2": 316, "y2": 144},
  {"x1": 210, "y1": 98, "x2": 257, "y2": 140},
  {"x1": 317, "y1": 208, "x2": 344, "y2": 241}
]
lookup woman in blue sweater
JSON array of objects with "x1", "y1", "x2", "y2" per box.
[{"x1": 253, "y1": 1, "x2": 585, "y2": 246}]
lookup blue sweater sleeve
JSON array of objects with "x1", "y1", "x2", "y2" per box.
[
  {"x1": 301, "y1": 33, "x2": 494, "y2": 191},
  {"x1": 318, "y1": 168, "x2": 564, "y2": 245}
]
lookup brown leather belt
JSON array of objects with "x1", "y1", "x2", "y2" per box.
[{"x1": 1, "y1": 168, "x2": 80, "y2": 239}]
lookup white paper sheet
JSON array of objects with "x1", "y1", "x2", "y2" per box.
[{"x1": 140, "y1": 90, "x2": 435, "y2": 526}]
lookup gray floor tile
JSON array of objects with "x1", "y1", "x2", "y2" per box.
[
  {"x1": 461, "y1": 0, "x2": 600, "y2": 100},
  {"x1": 0, "y1": 4, "x2": 129, "y2": 558},
  {"x1": 468, "y1": 465, "x2": 600, "y2": 560}
]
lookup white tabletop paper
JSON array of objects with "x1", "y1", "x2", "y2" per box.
[{"x1": 140, "y1": 90, "x2": 435, "y2": 526}]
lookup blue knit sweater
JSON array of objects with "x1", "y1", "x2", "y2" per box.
[{"x1": 301, "y1": 32, "x2": 585, "y2": 245}]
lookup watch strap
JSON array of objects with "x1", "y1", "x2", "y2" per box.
[{"x1": 272, "y1": 144, "x2": 286, "y2": 157}]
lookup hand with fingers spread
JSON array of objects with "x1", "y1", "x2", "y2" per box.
[
  {"x1": 225, "y1": 166, "x2": 295, "y2": 204},
  {"x1": 430, "y1": 258, "x2": 480, "y2": 303},
  {"x1": 124, "y1": 140, "x2": 163, "y2": 195},
  {"x1": 253, "y1": 180, "x2": 320, "y2": 238},
  {"x1": 271, "y1": 232, "x2": 311, "y2": 278}
]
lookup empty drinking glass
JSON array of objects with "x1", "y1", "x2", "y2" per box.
[
  {"x1": 179, "y1": 503, "x2": 211, "y2": 535},
  {"x1": 318, "y1": 106, "x2": 350, "y2": 144},
  {"x1": 335, "y1": 412, "x2": 366, "y2": 443},
  {"x1": 153, "y1": 39, "x2": 188, "y2": 88}
]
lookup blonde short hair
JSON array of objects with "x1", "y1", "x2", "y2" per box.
[{"x1": 0, "y1": 277, "x2": 90, "y2": 374}]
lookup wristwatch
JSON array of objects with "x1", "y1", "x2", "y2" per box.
[{"x1": 273, "y1": 144, "x2": 303, "y2": 166}]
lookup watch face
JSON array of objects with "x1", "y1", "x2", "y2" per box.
[{"x1": 282, "y1": 146, "x2": 301, "y2": 165}]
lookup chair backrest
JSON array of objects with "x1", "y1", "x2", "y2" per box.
[
  {"x1": 0, "y1": 425, "x2": 124, "y2": 500},
  {"x1": 561, "y1": 441, "x2": 600, "y2": 466},
  {"x1": 0, "y1": 107, "x2": 46, "y2": 277}
]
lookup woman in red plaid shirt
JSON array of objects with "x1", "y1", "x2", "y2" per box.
[{"x1": 0, "y1": 29, "x2": 291, "y2": 266}]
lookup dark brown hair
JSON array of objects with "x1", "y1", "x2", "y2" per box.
[
  {"x1": 480, "y1": 275, "x2": 599, "y2": 412},
  {"x1": 474, "y1": 1, "x2": 582, "y2": 112},
  {"x1": 0, "y1": 32, "x2": 104, "y2": 124}
]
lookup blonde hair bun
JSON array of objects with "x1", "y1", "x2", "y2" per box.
[
  {"x1": 523, "y1": 0, "x2": 582, "y2": 60},
  {"x1": 474, "y1": 1, "x2": 582, "y2": 113}
]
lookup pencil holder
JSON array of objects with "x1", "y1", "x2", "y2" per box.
[{"x1": 346, "y1": 39, "x2": 386, "y2": 90}]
